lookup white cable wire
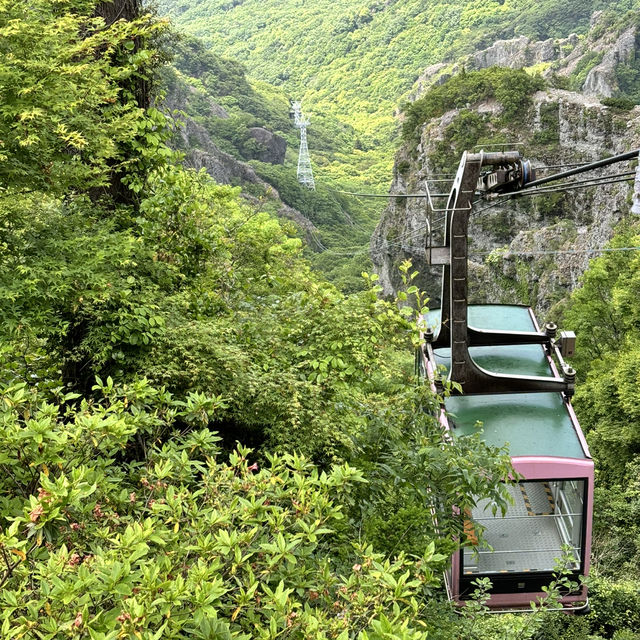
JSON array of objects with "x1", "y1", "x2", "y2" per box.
[{"x1": 471, "y1": 246, "x2": 640, "y2": 258}]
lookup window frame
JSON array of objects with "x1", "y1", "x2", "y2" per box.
[{"x1": 458, "y1": 477, "x2": 589, "y2": 597}]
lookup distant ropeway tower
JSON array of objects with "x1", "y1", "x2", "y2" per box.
[{"x1": 291, "y1": 101, "x2": 315, "y2": 190}]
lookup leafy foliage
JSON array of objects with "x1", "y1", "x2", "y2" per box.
[
  {"x1": 6, "y1": 1, "x2": 640, "y2": 638},
  {"x1": 591, "y1": 460, "x2": 640, "y2": 577},
  {"x1": 0, "y1": 0, "x2": 171, "y2": 198},
  {"x1": 0, "y1": 380, "x2": 442, "y2": 639},
  {"x1": 561, "y1": 220, "x2": 640, "y2": 627},
  {"x1": 250, "y1": 161, "x2": 357, "y2": 227},
  {"x1": 562, "y1": 221, "x2": 640, "y2": 483},
  {"x1": 402, "y1": 67, "x2": 545, "y2": 143},
  {"x1": 587, "y1": 575, "x2": 640, "y2": 638}
]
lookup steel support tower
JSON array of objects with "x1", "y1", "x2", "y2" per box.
[{"x1": 291, "y1": 101, "x2": 315, "y2": 189}]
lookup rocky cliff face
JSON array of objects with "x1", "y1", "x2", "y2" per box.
[
  {"x1": 163, "y1": 76, "x2": 318, "y2": 240},
  {"x1": 412, "y1": 13, "x2": 639, "y2": 102},
  {"x1": 581, "y1": 25, "x2": 638, "y2": 97},
  {"x1": 247, "y1": 127, "x2": 287, "y2": 164},
  {"x1": 372, "y1": 25, "x2": 640, "y2": 318}
]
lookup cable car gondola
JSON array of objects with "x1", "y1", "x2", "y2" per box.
[{"x1": 418, "y1": 150, "x2": 593, "y2": 612}]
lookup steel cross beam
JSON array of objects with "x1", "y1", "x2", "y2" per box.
[{"x1": 430, "y1": 151, "x2": 573, "y2": 396}]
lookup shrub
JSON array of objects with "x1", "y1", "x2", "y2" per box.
[
  {"x1": 402, "y1": 68, "x2": 544, "y2": 143},
  {"x1": 587, "y1": 576, "x2": 640, "y2": 637},
  {"x1": 601, "y1": 97, "x2": 636, "y2": 111},
  {"x1": 533, "y1": 611, "x2": 592, "y2": 640},
  {"x1": 0, "y1": 379, "x2": 443, "y2": 639}
]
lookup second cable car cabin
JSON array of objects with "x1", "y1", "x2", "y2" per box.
[{"x1": 419, "y1": 150, "x2": 593, "y2": 611}]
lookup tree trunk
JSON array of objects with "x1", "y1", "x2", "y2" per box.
[
  {"x1": 95, "y1": 0, "x2": 141, "y2": 25},
  {"x1": 95, "y1": 0, "x2": 150, "y2": 111},
  {"x1": 91, "y1": 0, "x2": 151, "y2": 206}
]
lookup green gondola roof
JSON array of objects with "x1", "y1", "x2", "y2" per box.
[{"x1": 426, "y1": 305, "x2": 588, "y2": 459}]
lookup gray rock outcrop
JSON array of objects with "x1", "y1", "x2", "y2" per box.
[
  {"x1": 371, "y1": 91, "x2": 640, "y2": 315},
  {"x1": 471, "y1": 35, "x2": 564, "y2": 70},
  {"x1": 582, "y1": 27, "x2": 638, "y2": 97},
  {"x1": 412, "y1": 15, "x2": 639, "y2": 104},
  {"x1": 248, "y1": 127, "x2": 287, "y2": 164},
  {"x1": 164, "y1": 82, "x2": 316, "y2": 239},
  {"x1": 632, "y1": 161, "x2": 640, "y2": 215},
  {"x1": 411, "y1": 34, "x2": 579, "y2": 102}
]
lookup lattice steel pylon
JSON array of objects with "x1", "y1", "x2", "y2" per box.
[{"x1": 291, "y1": 101, "x2": 315, "y2": 189}]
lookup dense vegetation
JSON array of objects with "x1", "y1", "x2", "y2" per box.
[
  {"x1": 0, "y1": 2, "x2": 526, "y2": 637},
  {"x1": 402, "y1": 67, "x2": 546, "y2": 144},
  {"x1": 160, "y1": 35, "x2": 385, "y2": 291},
  {"x1": 162, "y1": 37, "x2": 295, "y2": 161},
  {"x1": 156, "y1": 0, "x2": 640, "y2": 186},
  {"x1": 3, "y1": 0, "x2": 640, "y2": 637},
  {"x1": 562, "y1": 222, "x2": 640, "y2": 581}
]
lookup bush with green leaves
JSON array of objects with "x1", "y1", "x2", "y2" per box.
[
  {"x1": 0, "y1": 193, "x2": 161, "y2": 389},
  {"x1": 586, "y1": 575, "x2": 640, "y2": 638},
  {"x1": 0, "y1": 0, "x2": 171, "y2": 198},
  {"x1": 350, "y1": 383, "x2": 515, "y2": 558},
  {"x1": 0, "y1": 378, "x2": 449, "y2": 639},
  {"x1": 0, "y1": 157, "x2": 419, "y2": 462},
  {"x1": 402, "y1": 67, "x2": 545, "y2": 144},
  {"x1": 591, "y1": 460, "x2": 640, "y2": 577},
  {"x1": 601, "y1": 97, "x2": 637, "y2": 111},
  {"x1": 561, "y1": 221, "x2": 640, "y2": 484},
  {"x1": 429, "y1": 110, "x2": 508, "y2": 173},
  {"x1": 250, "y1": 161, "x2": 358, "y2": 227},
  {"x1": 559, "y1": 220, "x2": 640, "y2": 636}
]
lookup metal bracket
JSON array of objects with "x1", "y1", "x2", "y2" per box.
[{"x1": 427, "y1": 150, "x2": 573, "y2": 397}]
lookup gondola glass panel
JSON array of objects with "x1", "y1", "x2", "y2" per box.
[{"x1": 463, "y1": 480, "x2": 585, "y2": 575}]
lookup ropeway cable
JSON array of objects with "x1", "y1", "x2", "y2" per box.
[
  {"x1": 470, "y1": 246, "x2": 640, "y2": 258},
  {"x1": 314, "y1": 151, "x2": 640, "y2": 257}
]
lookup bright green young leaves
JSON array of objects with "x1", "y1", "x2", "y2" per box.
[
  {"x1": 0, "y1": 380, "x2": 439, "y2": 639},
  {"x1": 0, "y1": 0, "x2": 168, "y2": 196}
]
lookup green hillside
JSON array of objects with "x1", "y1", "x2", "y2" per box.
[
  {"x1": 4, "y1": 1, "x2": 640, "y2": 637},
  {"x1": 156, "y1": 0, "x2": 639, "y2": 292},
  {"x1": 164, "y1": 37, "x2": 296, "y2": 158},
  {"x1": 161, "y1": 36, "x2": 384, "y2": 289},
  {"x1": 156, "y1": 0, "x2": 637, "y2": 186}
]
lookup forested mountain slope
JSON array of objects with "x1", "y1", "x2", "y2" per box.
[
  {"x1": 160, "y1": 36, "x2": 382, "y2": 289},
  {"x1": 161, "y1": 37, "x2": 322, "y2": 245},
  {"x1": 157, "y1": 0, "x2": 638, "y2": 186},
  {"x1": 158, "y1": 0, "x2": 640, "y2": 292},
  {"x1": 4, "y1": 0, "x2": 640, "y2": 637}
]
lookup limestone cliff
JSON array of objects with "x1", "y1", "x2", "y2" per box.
[
  {"x1": 411, "y1": 13, "x2": 639, "y2": 102},
  {"x1": 372, "y1": 19, "x2": 640, "y2": 318}
]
